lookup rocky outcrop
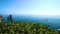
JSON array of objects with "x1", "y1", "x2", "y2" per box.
[
  {"x1": 0, "y1": 15, "x2": 3, "y2": 22},
  {"x1": 7, "y1": 15, "x2": 12, "y2": 22}
]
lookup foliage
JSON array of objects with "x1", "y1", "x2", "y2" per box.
[{"x1": 0, "y1": 22, "x2": 59, "y2": 34}]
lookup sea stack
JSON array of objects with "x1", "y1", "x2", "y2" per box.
[
  {"x1": 0, "y1": 15, "x2": 3, "y2": 22},
  {"x1": 7, "y1": 15, "x2": 12, "y2": 22}
]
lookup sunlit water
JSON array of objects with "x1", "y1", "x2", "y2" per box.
[{"x1": 3, "y1": 14, "x2": 60, "y2": 30}]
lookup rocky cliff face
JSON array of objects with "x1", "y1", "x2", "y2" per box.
[{"x1": 0, "y1": 15, "x2": 3, "y2": 22}]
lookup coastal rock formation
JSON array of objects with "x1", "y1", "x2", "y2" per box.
[
  {"x1": 7, "y1": 15, "x2": 12, "y2": 22},
  {"x1": 0, "y1": 15, "x2": 3, "y2": 22}
]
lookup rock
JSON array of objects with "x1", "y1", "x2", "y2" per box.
[
  {"x1": 7, "y1": 15, "x2": 12, "y2": 22},
  {"x1": 0, "y1": 15, "x2": 3, "y2": 22}
]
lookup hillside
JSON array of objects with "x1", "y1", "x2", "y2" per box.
[{"x1": 0, "y1": 22, "x2": 59, "y2": 34}]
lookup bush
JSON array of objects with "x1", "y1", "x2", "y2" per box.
[{"x1": 0, "y1": 22, "x2": 59, "y2": 34}]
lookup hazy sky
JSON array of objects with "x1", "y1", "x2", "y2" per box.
[{"x1": 0, "y1": 0, "x2": 60, "y2": 15}]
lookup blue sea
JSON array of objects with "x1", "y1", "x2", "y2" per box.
[{"x1": 2, "y1": 14, "x2": 60, "y2": 30}]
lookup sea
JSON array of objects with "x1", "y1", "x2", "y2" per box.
[{"x1": 2, "y1": 14, "x2": 60, "y2": 30}]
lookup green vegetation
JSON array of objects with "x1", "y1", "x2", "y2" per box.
[{"x1": 0, "y1": 22, "x2": 59, "y2": 34}]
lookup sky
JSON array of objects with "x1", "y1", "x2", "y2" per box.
[{"x1": 0, "y1": 0, "x2": 60, "y2": 15}]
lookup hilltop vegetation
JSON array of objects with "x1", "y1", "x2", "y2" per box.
[{"x1": 0, "y1": 22, "x2": 59, "y2": 34}]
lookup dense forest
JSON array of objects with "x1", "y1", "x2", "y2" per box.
[{"x1": 0, "y1": 22, "x2": 59, "y2": 34}]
